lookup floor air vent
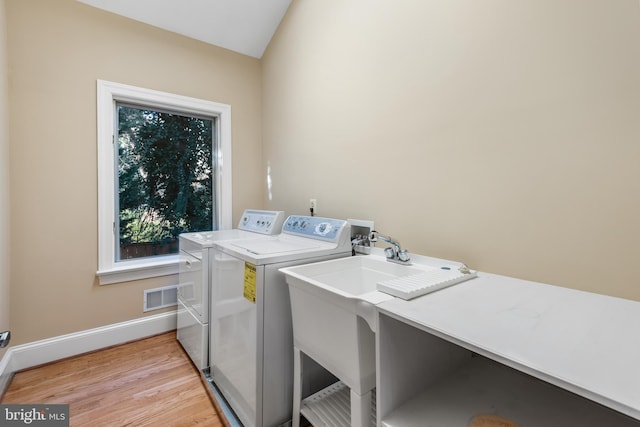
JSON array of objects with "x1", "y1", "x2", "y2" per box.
[{"x1": 144, "y1": 285, "x2": 178, "y2": 312}]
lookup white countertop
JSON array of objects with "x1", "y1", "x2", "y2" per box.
[{"x1": 377, "y1": 271, "x2": 640, "y2": 420}]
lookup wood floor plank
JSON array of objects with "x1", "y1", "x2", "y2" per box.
[{"x1": 1, "y1": 332, "x2": 223, "y2": 426}]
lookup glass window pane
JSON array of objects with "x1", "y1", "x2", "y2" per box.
[{"x1": 116, "y1": 103, "x2": 215, "y2": 261}]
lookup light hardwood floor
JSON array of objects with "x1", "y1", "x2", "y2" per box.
[{"x1": 1, "y1": 332, "x2": 224, "y2": 426}]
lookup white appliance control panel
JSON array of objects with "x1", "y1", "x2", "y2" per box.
[
  {"x1": 282, "y1": 215, "x2": 349, "y2": 242},
  {"x1": 237, "y1": 210, "x2": 285, "y2": 234}
]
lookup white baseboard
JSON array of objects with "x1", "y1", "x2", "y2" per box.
[{"x1": 0, "y1": 311, "x2": 176, "y2": 396}]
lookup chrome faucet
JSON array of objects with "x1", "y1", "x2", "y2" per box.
[{"x1": 371, "y1": 231, "x2": 411, "y2": 265}]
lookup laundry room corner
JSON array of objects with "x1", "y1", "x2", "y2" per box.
[{"x1": 4, "y1": 0, "x2": 264, "y2": 349}]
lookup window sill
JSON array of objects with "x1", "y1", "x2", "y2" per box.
[{"x1": 96, "y1": 255, "x2": 179, "y2": 285}]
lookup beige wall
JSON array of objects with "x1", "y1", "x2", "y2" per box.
[
  {"x1": 4, "y1": 0, "x2": 640, "y2": 348},
  {"x1": 263, "y1": 0, "x2": 640, "y2": 300},
  {"x1": 5, "y1": 0, "x2": 263, "y2": 345},
  {"x1": 0, "y1": 0, "x2": 10, "y2": 358}
]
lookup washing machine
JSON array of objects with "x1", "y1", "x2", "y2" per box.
[
  {"x1": 177, "y1": 209, "x2": 285, "y2": 370},
  {"x1": 208, "y1": 215, "x2": 352, "y2": 427}
]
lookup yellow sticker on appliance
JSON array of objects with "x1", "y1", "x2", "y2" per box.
[{"x1": 243, "y1": 262, "x2": 257, "y2": 303}]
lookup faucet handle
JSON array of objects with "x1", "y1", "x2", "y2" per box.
[
  {"x1": 384, "y1": 247, "x2": 395, "y2": 259},
  {"x1": 398, "y1": 249, "x2": 411, "y2": 262}
]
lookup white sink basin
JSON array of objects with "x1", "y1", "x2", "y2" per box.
[
  {"x1": 281, "y1": 255, "x2": 437, "y2": 395},
  {"x1": 288, "y1": 255, "x2": 434, "y2": 297}
]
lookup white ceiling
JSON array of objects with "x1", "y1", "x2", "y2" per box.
[{"x1": 77, "y1": 0, "x2": 292, "y2": 58}]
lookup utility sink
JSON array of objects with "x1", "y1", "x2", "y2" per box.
[
  {"x1": 282, "y1": 255, "x2": 437, "y2": 330},
  {"x1": 280, "y1": 255, "x2": 438, "y2": 396},
  {"x1": 287, "y1": 255, "x2": 435, "y2": 297}
]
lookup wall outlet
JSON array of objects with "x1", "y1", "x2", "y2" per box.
[{"x1": 309, "y1": 198, "x2": 317, "y2": 210}]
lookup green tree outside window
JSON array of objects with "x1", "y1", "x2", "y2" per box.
[{"x1": 116, "y1": 104, "x2": 215, "y2": 260}]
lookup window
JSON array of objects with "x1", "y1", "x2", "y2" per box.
[
  {"x1": 116, "y1": 104, "x2": 214, "y2": 261},
  {"x1": 96, "y1": 80, "x2": 232, "y2": 285}
]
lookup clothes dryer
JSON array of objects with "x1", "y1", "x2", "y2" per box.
[
  {"x1": 209, "y1": 215, "x2": 352, "y2": 427},
  {"x1": 177, "y1": 209, "x2": 285, "y2": 370}
]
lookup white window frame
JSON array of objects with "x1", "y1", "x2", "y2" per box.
[{"x1": 96, "y1": 80, "x2": 232, "y2": 285}]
